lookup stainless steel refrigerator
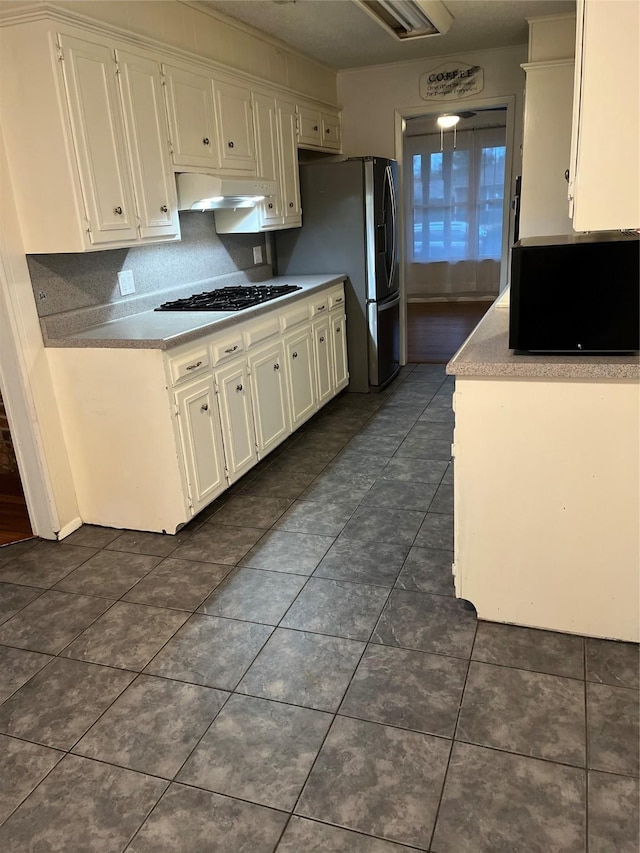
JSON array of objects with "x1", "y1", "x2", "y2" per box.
[{"x1": 274, "y1": 157, "x2": 400, "y2": 392}]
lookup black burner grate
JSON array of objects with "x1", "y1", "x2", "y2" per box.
[{"x1": 155, "y1": 284, "x2": 302, "y2": 312}]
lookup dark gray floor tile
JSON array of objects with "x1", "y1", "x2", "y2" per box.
[
  {"x1": 199, "y1": 568, "x2": 306, "y2": 625},
  {"x1": 169, "y1": 523, "x2": 264, "y2": 565},
  {"x1": 126, "y1": 783, "x2": 288, "y2": 853},
  {"x1": 267, "y1": 451, "x2": 334, "y2": 474},
  {"x1": 0, "y1": 657, "x2": 134, "y2": 749},
  {"x1": 178, "y1": 693, "x2": 331, "y2": 810},
  {"x1": 395, "y1": 547, "x2": 454, "y2": 596},
  {"x1": 406, "y1": 422, "x2": 453, "y2": 442},
  {"x1": 418, "y1": 407, "x2": 455, "y2": 424},
  {"x1": 238, "y1": 628, "x2": 365, "y2": 712},
  {"x1": 301, "y1": 473, "x2": 376, "y2": 507},
  {"x1": 63, "y1": 525, "x2": 122, "y2": 548},
  {"x1": 373, "y1": 590, "x2": 476, "y2": 658},
  {"x1": 0, "y1": 753, "x2": 166, "y2": 853},
  {"x1": 296, "y1": 715, "x2": 450, "y2": 849},
  {"x1": 587, "y1": 682, "x2": 639, "y2": 776},
  {"x1": 239, "y1": 470, "x2": 316, "y2": 499},
  {"x1": 145, "y1": 614, "x2": 272, "y2": 690},
  {"x1": 122, "y1": 558, "x2": 231, "y2": 611},
  {"x1": 345, "y1": 435, "x2": 404, "y2": 456},
  {"x1": 340, "y1": 643, "x2": 467, "y2": 737},
  {"x1": 277, "y1": 817, "x2": 416, "y2": 852},
  {"x1": 457, "y1": 661, "x2": 586, "y2": 766},
  {"x1": 588, "y1": 770, "x2": 639, "y2": 853},
  {"x1": 0, "y1": 541, "x2": 98, "y2": 589},
  {"x1": 0, "y1": 590, "x2": 110, "y2": 654},
  {"x1": 281, "y1": 578, "x2": 388, "y2": 640},
  {"x1": 325, "y1": 452, "x2": 390, "y2": 479},
  {"x1": 74, "y1": 674, "x2": 227, "y2": 779},
  {"x1": 441, "y1": 461, "x2": 454, "y2": 484},
  {"x1": 472, "y1": 621, "x2": 585, "y2": 679},
  {"x1": 361, "y1": 480, "x2": 438, "y2": 512},
  {"x1": 240, "y1": 530, "x2": 334, "y2": 574},
  {"x1": 208, "y1": 495, "x2": 292, "y2": 529},
  {"x1": 0, "y1": 582, "x2": 42, "y2": 626},
  {"x1": 106, "y1": 529, "x2": 190, "y2": 557},
  {"x1": 53, "y1": 550, "x2": 161, "y2": 598},
  {"x1": 0, "y1": 539, "x2": 38, "y2": 569},
  {"x1": 586, "y1": 637, "x2": 640, "y2": 689},
  {"x1": 429, "y1": 483, "x2": 454, "y2": 513},
  {"x1": 0, "y1": 645, "x2": 52, "y2": 703},
  {"x1": 414, "y1": 513, "x2": 453, "y2": 550},
  {"x1": 431, "y1": 741, "x2": 586, "y2": 853},
  {"x1": 0, "y1": 734, "x2": 62, "y2": 824},
  {"x1": 395, "y1": 437, "x2": 452, "y2": 460},
  {"x1": 274, "y1": 500, "x2": 355, "y2": 536},
  {"x1": 61, "y1": 602, "x2": 188, "y2": 670},
  {"x1": 341, "y1": 507, "x2": 425, "y2": 546},
  {"x1": 380, "y1": 457, "x2": 449, "y2": 484},
  {"x1": 295, "y1": 431, "x2": 351, "y2": 454},
  {"x1": 314, "y1": 537, "x2": 408, "y2": 587}
]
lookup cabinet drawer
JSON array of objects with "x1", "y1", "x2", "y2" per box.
[
  {"x1": 244, "y1": 315, "x2": 280, "y2": 349},
  {"x1": 309, "y1": 295, "x2": 329, "y2": 318},
  {"x1": 280, "y1": 301, "x2": 311, "y2": 331},
  {"x1": 328, "y1": 289, "x2": 345, "y2": 311},
  {"x1": 169, "y1": 347, "x2": 210, "y2": 385},
  {"x1": 211, "y1": 333, "x2": 244, "y2": 365}
]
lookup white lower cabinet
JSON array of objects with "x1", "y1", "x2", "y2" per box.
[
  {"x1": 174, "y1": 376, "x2": 226, "y2": 512},
  {"x1": 312, "y1": 317, "x2": 333, "y2": 406},
  {"x1": 331, "y1": 313, "x2": 349, "y2": 392},
  {"x1": 284, "y1": 326, "x2": 317, "y2": 428},
  {"x1": 215, "y1": 359, "x2": 257, "y2": 483},
  {"x1": 247, "y1": 340, "x2": 290, "y2": 457}
]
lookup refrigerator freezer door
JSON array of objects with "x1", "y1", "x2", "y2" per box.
[
  {"x1": 365, "y1": 158, "x2": 400, "y2": 302},
  {"x1": 368, "y1": 292, "x2": 400, "y2": 388}
]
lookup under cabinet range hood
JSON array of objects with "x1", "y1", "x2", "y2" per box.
[{"x1": 176, "y1": 173, "x2": 278, "y2": 211}]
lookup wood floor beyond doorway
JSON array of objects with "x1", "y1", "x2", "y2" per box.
[
  {"x1": 0, "y1": 473, "x2": 33, "y2": 546},
  {"x1": 407, "y1": 300, "x2": 492, "y2": 364}
]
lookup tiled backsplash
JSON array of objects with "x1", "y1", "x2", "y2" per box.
[{"x1": 27, "y1": 212, "x2": 270, "y2": 321}]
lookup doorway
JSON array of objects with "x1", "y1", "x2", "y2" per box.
[{"x1": 0, "y1": 388, "x2": 33, "y2": 546}]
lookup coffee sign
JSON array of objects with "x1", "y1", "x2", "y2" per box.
[{"x1": 419, "y1": 62, "x2": 484, "y2": 101}]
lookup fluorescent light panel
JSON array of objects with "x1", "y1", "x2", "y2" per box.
[{"x1": 358, "y1": 0, "x2": 453, "y2": 41}]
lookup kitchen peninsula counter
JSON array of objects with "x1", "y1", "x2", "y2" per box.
[
  {"x1": 446, "y1": 296, "x2": 639, "y2": 643},
  {"x1": 43, "y1": 275, "x2": 346, "y2": 350}
]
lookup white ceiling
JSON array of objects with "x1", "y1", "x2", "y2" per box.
[{"x1": 198, "y1": 0, "x2": 576, "y2": 70}]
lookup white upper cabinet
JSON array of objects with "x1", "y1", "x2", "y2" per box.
[
  {"x1": 163, "y1": 64, "x2": 220, "y2": 169},
  {"x1": 0, "y1": 23, "x2": 179, "y2": 252},
  {"x1": 116, "y1": 49, "x2": 179, "y2": 240},
  {"x1": 252, "y1": 92, "x2": 283, "y2": 227},
  {"x1": 296, "y1": 103, "x2": 342, "y2": 152},
  {"x1": 569, "y1": 0, "x2": 640, "y2": 231},
  {"x1": 214, "y1": 80, "x2": 256, "y2": 173},
  {"x1": 278, "y1": 100, "x2": 302, "y2": 226}
]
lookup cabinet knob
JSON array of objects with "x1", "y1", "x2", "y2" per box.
[
  {"x1": 564, "y1": 169, "x2": 570, "y2": 183},
  {"x1": 200, "y1": 403, "x2": 209, "y2": 412},
  {"x1": 114, "y1": 206, "x2": 123, "y2": 215},
  {"x1": 313, "y1": 125, "x2": 318, "y2": 131},
  {"x1": 289, "y1": 202, "x2": 294, "y2": 208},
  {"x1": 274, "y1": 363, "x2": 280, "y2": 371},
  {"x1": 268, "y1": 203, "x2": 274, "y2": 209},
  {"x1": 336, "y1": 326, "x2": 341, "y2": 333},
  {"x1": 203, "y1": 137, "x2": 210, "y2": 145},
  {"x1": 292, "y1": 352, "x2": 298, "y2": 359},
  {"x1": 320, "y1": 336, "x2": 325, "y2": 343},
  {"x1": 236, "y1": 383, "x2": 243, "y2": 392},
  {"x1": 326, "y1": 128, "x2": 331, "y2": 134},
  {"x1": 228, "y1": 141, "x2": 235, "y2": 148},
  {"x1": 160, "y1": 205, "x2": 168, "y2": 213}
]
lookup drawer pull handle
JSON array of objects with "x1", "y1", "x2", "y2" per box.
[
  {"x1": 334, "y1": 296, "x2": 343, "y2": 303},
  {"x1": 186, "y1": 361, "x2": 203, "y2": 371},
  {"x1": 274, "y1": 363, "x2": 280, "y2": 371},
  {"x1": 200, "y1": 403, "x2": 209, "y2": 412},
  {"x1": 224, "y1": 345, "x2": 239, "y2": 354},
  {"x1": 203, "y1": 137, "x2": 210, "y2": 146},
  {"x1": 114, "y1": 206, "x2": 123, "y2": 215},
  {"x1": 317, "y1": 305, "x2": 326, "y2": 312},
  {"x1": 292, "y1": 352, "x2": 298, "y2": 359},
  {"x1": 236, "y1": 383, "x2": 243, "y2": 392}
]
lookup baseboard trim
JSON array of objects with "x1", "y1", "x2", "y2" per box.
[{"x1": 56, "y1": 516, "x2": 83, "y2": 540}]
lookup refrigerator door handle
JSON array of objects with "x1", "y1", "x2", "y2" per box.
[
  {"x1": 378, "y1": 292, "x2": 401, "y2": 311},
  {"x1": 385, "y1": 164, "x2": 398, "y2": 288}
]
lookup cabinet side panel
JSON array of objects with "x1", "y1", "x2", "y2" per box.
[{"x1": 48, "y1": 347, "x2": 188, "y2": 532}]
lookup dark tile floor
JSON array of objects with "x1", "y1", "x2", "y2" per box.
[{"x1": 0, "y1": 364, "x2": 638, "y2": 852}]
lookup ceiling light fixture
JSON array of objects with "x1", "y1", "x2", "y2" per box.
[
  {"x1": 436, "y1": 113, "x2": 461, "y2": 150},
  {"x1": 357, "y1": 0, "x2": 453, "y2": 41}
]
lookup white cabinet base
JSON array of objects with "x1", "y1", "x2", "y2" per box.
[{"x1": 453, "y1": 377, "x2": 640, "y2": 642}]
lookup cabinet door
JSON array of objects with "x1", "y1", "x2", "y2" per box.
[
  {"x1": 284, "y1": 326, "x2": 317, "y2": 428},
  {"x1": 296, "y1": 105, "x2": 322, "y2": 147},
  {"x1": 277, "y1": 101, "x2": 302, "y2": 226},
  {"x1": 116, "y1": 50, "x2": 179, "y2": 240},
  {"x1": 312, "y1": 317, "x2": 333, "y2": 406},
  {"x1": 163, "y1": 64, "x2": 220, "y2": 169},
  {"x1": 174, "y1": 376, "x2": 226, "y2": 513},
  {"x1": 321, "y1": 111, "x2": 341, "y2": 150},
  {"x1": 58, "y1": 34, "x2": 138, "y2": 245},
  {"x1": 252, "y1": 92, "x2": 282, "y2": 227},
  {"x1": 215, "y1": 81, "x2": 256, "y2": 173},
  {"x1": 215, "y1": 360, "x2": 257, "y2": 482},
  {"x1": 247, "y1": 340, "x2": 291, "y2": 457},
  {"x1": 331, "y1": 313, "x2": 349, "y2": 393}
]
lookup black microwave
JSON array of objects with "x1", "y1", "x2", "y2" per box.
[{"x1": 509, "y1": 232, "x2": 639, "y2": 353}]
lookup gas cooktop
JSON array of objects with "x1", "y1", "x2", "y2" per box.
[{"x1": 155, "y1": 284, "x2": 302, "y2": 312}]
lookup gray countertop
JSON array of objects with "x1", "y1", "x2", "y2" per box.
[
  {"x1": 447, "y1": 299, "x2": 640, "y2": 380},
  {"x1": 44, "y1": 275, "x2": 346, "y2": 350}
]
